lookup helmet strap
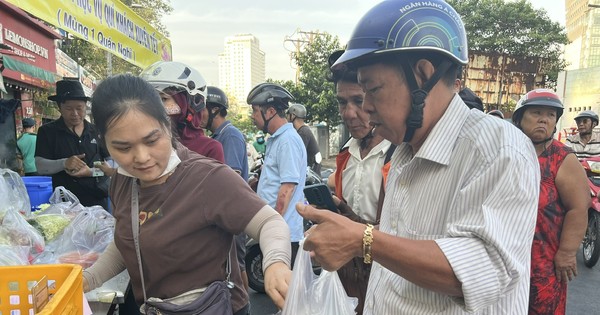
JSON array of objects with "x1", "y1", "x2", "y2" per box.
[
  {"x1": 260, "y1": 107, "x2": 276, "y2": 134},
  {"x1": 401, "y1": 59, "x2": 453, "y2": 143},
  {"x1": 206, "y1": 107, "x2": 219, "y2": 131},
  {"x1": 532, "y1": 127, "x2": 557, "y2": 145}
]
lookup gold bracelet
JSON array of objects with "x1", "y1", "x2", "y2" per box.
[{"x1": 363, "y1": 223, "x2": 374, "y2": 264}]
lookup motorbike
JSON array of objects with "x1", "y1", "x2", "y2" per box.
[
  {"x1": 245, "y1": 165, "x2": 325, "y2": 293},
  {"x1": 580, "y1": 156, "x2": 600, "y2": 267}
]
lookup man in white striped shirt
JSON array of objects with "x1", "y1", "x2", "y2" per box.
[
  {"x1": 565, "y1": 110, "x2": 600, "y2": 159},
  {"x1": 298, "y1": 0, "x2": 540, "y2": 314}
]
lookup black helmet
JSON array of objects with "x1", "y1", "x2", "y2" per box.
[
  {"x1": 247, "y1": 83, "x2": 294, "y2": 109},
  {"x1": 458, "y1": 87, "x2": 483, "y2": 112},
  {"x1": 575, "y1": 110, "x2": 599, "y2": 124},
  {"x1": 487, "y1": 110, "x2": 505, "y2": 119},
  {"x1": 206, "y1": 86, "x2": 229, "y2": 109}
]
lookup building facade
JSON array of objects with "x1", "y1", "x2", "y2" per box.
[
  {"x1": 565, "y1": 0, "x2": 600, "y2": 69},
  {"x1": 218, "y1": 34, "x2": 265, "y2": 106}
]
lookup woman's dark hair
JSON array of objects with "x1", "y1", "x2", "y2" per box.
[{"x1": 91, "y1": 74, "x2": 172, "y2": 141}]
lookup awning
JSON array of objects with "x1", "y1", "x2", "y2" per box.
[{"x1": 2, "y1": 55, "x2": 56, "y2": 84}]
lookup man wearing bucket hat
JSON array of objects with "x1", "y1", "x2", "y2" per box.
[
  {"x1": 35, "y1": 79, "x2": 111, "y2": 210},
  {"x1": 298, "y1": 0, "x2": 540, "y2": 313}
]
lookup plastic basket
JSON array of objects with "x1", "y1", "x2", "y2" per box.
[{"x1": 0, "y1": 264, "x2": 83, "y2": 315}]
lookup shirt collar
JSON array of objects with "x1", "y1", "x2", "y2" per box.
[
  {"x1": 414, "y1": 93, "x2": 470, "y2": 165},
  {"x1": 269, "y1": 122, "x2": 294, "y2": 139},
  {"x1": 212, "y1": 120, "x2": 231, "y2": 137},
  {"x1": 348, "y1": 137, "x2": 392, "y2": 159}
]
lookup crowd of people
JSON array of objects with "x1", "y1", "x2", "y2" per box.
[{"x1": 15, "y1": 0, "x2": 599, "y2": 314}]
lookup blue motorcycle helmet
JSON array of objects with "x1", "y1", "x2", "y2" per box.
[{"x1": 332, "y1": 0, "x2": 469, "y2": 142}]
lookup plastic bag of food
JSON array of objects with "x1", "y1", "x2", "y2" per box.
[
  {"x1": 27, "y1": 214, "x2": 71, "y2": 242},
  {"x1": 53, "y1": 206, "x2": 115, "y2": 268},
  {"x1": 0, "y1": 208, "x2": 45, "y2": 258},
  {"x1": 0, "y1": 169, "x2": 31, "y2": 216},
  {"x1": 279, "y1": 239, "x2": 357, "y2": 315},
  {"x1": 0, "y1": 245, "x2": 30, "y2": 266}
]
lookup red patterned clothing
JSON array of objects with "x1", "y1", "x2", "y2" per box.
[{"x1": 529, "y1": 140, "x2": 573, "y2": 315}]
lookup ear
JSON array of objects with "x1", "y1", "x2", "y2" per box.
[{"x1": 412, "y1": 59, "x2": 436, "y2": 88}]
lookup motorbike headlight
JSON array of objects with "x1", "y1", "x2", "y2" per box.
[{"x1": 589, "y1": 161, "x2": 600, "y2": 174}]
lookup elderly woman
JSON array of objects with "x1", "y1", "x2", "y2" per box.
[
  {"x1": 83, "y1": 74, "x2": 291, "y2": 315},
  {"x1": 512, "y1": 89, "x2": 589, "y2": 315}
]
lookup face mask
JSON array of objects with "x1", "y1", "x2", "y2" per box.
[
  {"x1": 117, "y1": 148, "x2": 181, "y2": 178},
  {"x1": 257, "y1": 137, "x2": 265, "y2": 144}
]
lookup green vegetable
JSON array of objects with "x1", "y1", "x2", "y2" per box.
[{"x1": 27, "y1": 214, "x2": 71, "y2": 242}]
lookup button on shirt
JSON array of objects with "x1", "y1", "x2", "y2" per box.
[
  {"x1": 342, "y1": 138, "x2": 391, "y2": 222},
  {"x1": 257, "y1": 123, "x2": 307, "y2": 242},
  {"x1": 364, "y1": 95, "x2": 540, "y2": 314},
  {"x1": 565, "y1": 132, "x2": 600, "y2": 159}
]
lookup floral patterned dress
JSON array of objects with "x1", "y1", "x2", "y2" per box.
[{"x1": 529, "y1": 140, "x2": 573, "y2": 315}]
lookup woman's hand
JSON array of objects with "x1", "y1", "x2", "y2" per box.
[
  {"x1": 554, "y1": 249, "x2": 578, "y2": 283},
  {"x1": 263, "y1": 261, "x2": 291, "y2": 309}
]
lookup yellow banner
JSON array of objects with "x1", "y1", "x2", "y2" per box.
[{"x1": 5, "y1": 0, "x2": 172, "y2": 69}]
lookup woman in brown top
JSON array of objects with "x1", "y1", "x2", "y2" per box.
[{"x1": 83, "y1": 74, "x2": 292, "y2": 314}]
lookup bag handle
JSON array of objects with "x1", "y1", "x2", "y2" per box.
[{"x1": 130, "y1": 179, "x2": 234, "y2": 305}]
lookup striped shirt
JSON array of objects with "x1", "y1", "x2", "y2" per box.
[
  {"x1": 565, "y1": 132, "x2": 600, "y2": 159},
  {"x1": 364, "y1": 95, "x2": 540, "y2": 315}
]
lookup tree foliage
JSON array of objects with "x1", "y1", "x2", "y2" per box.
[
  {"x1": 61, "y1": 0, "x2": 173, "y2": 79},
  {"x1": 446, "y1": 0, "x2": 568, "y2": 82},
  {"x1": 268, "y1": 33, "x2": 343, "y2": 129}
]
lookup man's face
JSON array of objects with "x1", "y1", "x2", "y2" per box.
[
  {"x1": 251, "y1": 105, "x2": 266, "y2": 130},
  {"x1": 59, "y1": 100, "x2": 87, "y2": 129},
  {"x1": 336, "y1": 80, "x2": 371, "y2": 139},
  {"x1": 576, "y1": 117, "x2": 595, "y2": 135},
  {"x1": 358, "y1": 63, "x2": 412, "y2": 145}
]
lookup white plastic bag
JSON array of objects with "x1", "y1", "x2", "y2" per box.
[
  {"x1": 0, "y1": 168, "x2": 31, "y2": 216},
  {"x1": 54, "y1": 206, "x2": 114, "y2": 268},
  {"x1": 280, "y1": 239, "x2": 358, "y2": 315}
]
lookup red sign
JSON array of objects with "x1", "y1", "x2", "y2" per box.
[{"x1": 0, "y1": 0, "x2": 60, "y2": 88}]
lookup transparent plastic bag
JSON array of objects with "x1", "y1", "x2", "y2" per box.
[
  {"x1": 280, "y1": 239, "x2": 358, "y2": 315},
  {"x1": 0, "y1": 208, "x2": 45, "y2": 258},
  {"x1": 0, "y1": 245, "x2": 31, "y2": 266},
  {"x1": 27, "y1": 213, "x2": 72, "y2": 242},
  {"x1": 49, "y1": 186, "x2": 80, "y2": 205},
  {"x1": 0, "y1": 168, "x2": 31, "y2": 216},
  {"x1": 53, "y1": 206, "x2": 115, "y2": 268}
]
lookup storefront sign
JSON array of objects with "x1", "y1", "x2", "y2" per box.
[
  {"x1": 0, "y1": 2, "x2": 59, "y2": 88},
  {"x1": 4, "y1": 0, "x2": 172, "y2": 69},
  {"x1": 55, "y1": 48, "x2": 79, "y2": 78}
]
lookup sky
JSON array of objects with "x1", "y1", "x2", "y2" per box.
[{"x1": 162, "y1": 0, "x2": 566, "y2": 85}]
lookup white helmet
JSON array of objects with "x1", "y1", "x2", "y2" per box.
[{"x1": 140, "y1": 61, "x2": 207, "y2": 112}]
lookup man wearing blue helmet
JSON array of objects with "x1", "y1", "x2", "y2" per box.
[{"x1": 299, "y1": 0, "x2": 540, "y2": 313}]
